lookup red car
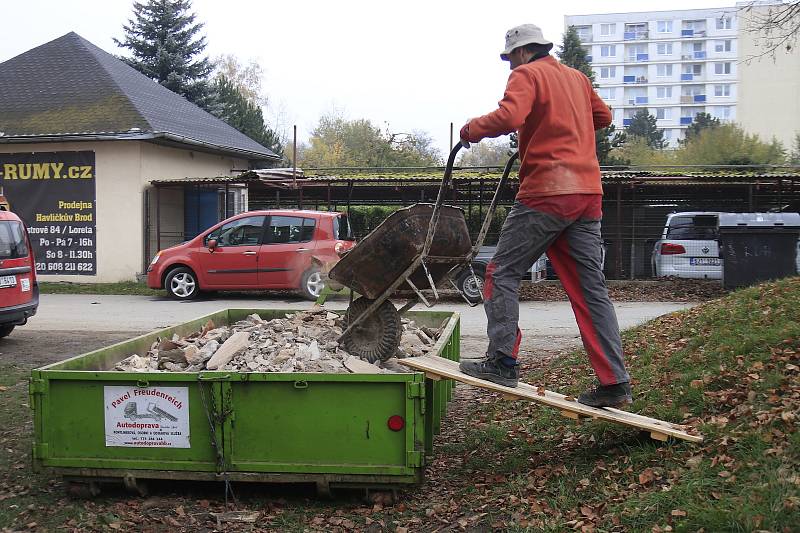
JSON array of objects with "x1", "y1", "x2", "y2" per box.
[
  {"x1": 0, "y1": 209, "x2": 38, "y2": 338},
  {"x1": 147, "y1": 210, "x2": 355, "y2": 300}
]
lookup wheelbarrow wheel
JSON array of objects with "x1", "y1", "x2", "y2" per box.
[{"x1": 342, "y1": 297, "x2": 402, "y2": 363}]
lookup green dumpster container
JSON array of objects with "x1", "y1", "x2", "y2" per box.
[{"x1": 29, "y1": 308, "x2": 460, "y2": 494}]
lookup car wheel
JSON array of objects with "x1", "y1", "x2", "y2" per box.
[
  {"x1": 165, "y1": 267, "x2": 200, "y2": 300},
  {"x1": 456, "y1": 266, "x2": 485, "y2": 305},
  {"x1": 300, "y1": 267, "x2": 325, "y2": 301},
  {"x1": 0, "y1": 324, "x2": 15, "y2": 338}
]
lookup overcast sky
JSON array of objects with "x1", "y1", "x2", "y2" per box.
[{"x1": 2, "y1": 0, "x2": 736, "y2": 157}]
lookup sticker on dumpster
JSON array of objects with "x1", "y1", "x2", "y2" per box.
[{"x1": 104, "y1": 386, "x2": 190, "y2": 448}]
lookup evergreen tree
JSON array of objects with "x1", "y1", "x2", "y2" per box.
[
  {"x1": 557, "y1": 25, "x2": 624, "y2": 165},
  {"x1": 626, "y1": 108, "x2": 667, "y2": 149},
  {"x1": 557, "y1": 26, "x2": 595, "y2": 81},
  {"x1": 681, "y1": 112, "x2": 721, "y2": 144},
  {"x1": 213, "y1": 76, "x2": 284, "y2": 163},
  {"x1": 115, "y1": 0, "x2": 215, "y2": 110}
]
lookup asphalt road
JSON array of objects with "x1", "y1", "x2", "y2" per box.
[{"x1": 4, "y1": 293, "x2": 696, "y2": 365}]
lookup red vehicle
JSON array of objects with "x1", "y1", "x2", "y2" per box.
[
  {"x1": 147, "y1": 210, "x2": 355, "y2": 301},
  {"x1": 0, "y1": 209, "x2": 39, "y2": 338}
]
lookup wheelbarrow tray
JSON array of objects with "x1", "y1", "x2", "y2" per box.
[{"x1": 329, "y1": 204, "x2": 471, "y2": 299}]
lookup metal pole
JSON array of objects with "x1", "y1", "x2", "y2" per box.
[
  {"x1": 292, "y1": 125, "x2": 297, "y2": 189},
  {"x1": 224, "y1": 183, "x2": 229, "y2": 218},
  {"x1": 449, "y1": 122, "x2": 453, "y2": 151},
  {"x1": 156, "y1": 186, "x2": 161, "y2": 252},
  {"x1": 615, "y1": 183, "x2": 622, "y2": 279}
]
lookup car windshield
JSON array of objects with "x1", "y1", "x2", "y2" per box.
[
  {"x1": 666, "y1": 215, "x2": 718, "y2": 240},
  {"x1": 333, "y1": 214, "x2": 354, "y2": 241},
  {"x1": 0, "y1": 220, "x2": 28, "y2": 259}
]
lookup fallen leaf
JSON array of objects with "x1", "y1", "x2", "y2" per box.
[
  {"x1": 671, "y1": 509, "x2": 687, "y2": 517},
  {"x1": 639, "y1": 468, "x2": 656, "y2": 485}
]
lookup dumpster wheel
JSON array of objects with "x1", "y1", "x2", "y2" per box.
[{"x1": 342, "y1": 297, "x2": 402, "y2": 363}]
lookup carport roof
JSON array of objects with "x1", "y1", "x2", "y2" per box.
[{"x1": 0, "y1": 32, "x2": 278, "y2": 160}]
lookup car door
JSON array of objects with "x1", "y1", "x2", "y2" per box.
[
  {"x1": 194, "y1": 215, "x2": 266, "y2": 287},
  {"x1": 257, "y1": 215, "x2": 317, "y2": 288}
]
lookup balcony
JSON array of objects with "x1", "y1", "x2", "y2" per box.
[
  {"x1": 624, "y1": 31, "x2": 649, "y2": 41},
  {"x1": 636, "y1": 53, "x2": 649, "y2": 62},
  {"x1": 586, "y1": 55, "x2": 593, "y2": 62},
  {"x1": 693, "y1": 51, "x2": 706, "y2": 59},
  {"x1": 693, "y1": 94, "x2": 706, "y2": 102},
  {"x1": 680, "y1": 116, "x2": 694, "y2": 125},
  {"x1": 623, "y1": 118, "x2": 633, "y2": 126},
  {"x1": 681, "y1": 29, "x2": 694, "y2": 37},
  {"x1": 636, "y1": 96, "x2": 649, "y2": 104},
  {"x1": 623, "y1": 75, "x2": 636, "y2": 83},
  {"x1": 681, "y1": 73, "x2": 694, "y2": 81},
  {"x1": 680, "y1": 95, "x2": 694, "y2": 104}
]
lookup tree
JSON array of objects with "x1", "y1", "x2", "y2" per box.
[
  {"x1": 790, "y1": 132, "x2": 800, "y2": 165},
  {"x1": 626, "y1": 109, "x2": 666, "y2": 149},
  {"x1": 214, "y1": 54, "x2": 266, "y2": 105},
  {"x1": 557, "y1": 26, "x2": 594, "y2": 80},
  {"x1": 458, "y1": 139, "x2": 514, "y2": 167},
  {"x1": 297, "y1": 113, "x2": 442, "y2": 168},
  {"x1": 115, "y1": 0, "x2": 214, "y2": 110},
  {"x1": 739, "y1": 1, "x2": 800, "y2": 57},
  {"x1": 676, "y1": 124, "x2": 786, "y2": 166},
  {"x1": 557, "y1": 25, "x2": 624, "y2": 165},
  {"x1": 681, "y1": 112, "x2": 721, "y2": 145},
  {"x1": 213, "y1": 75, "x2": 283, "y2": 161}
]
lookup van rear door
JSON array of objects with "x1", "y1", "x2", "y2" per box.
[{"x1": 0, "y1": 220, "x2": 35, "y2": 308}]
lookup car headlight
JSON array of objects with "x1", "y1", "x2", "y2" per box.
[{"x1": 149, "y1": 252, "x2": 161, "y2": 266}]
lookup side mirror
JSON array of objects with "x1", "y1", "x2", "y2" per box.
[{"x1": 208, "y1": 239, "x2": 218, "y2": 252}]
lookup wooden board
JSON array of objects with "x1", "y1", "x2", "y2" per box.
[{"x1": 398, "y1": 356, "x2": 703, "y2": 443}]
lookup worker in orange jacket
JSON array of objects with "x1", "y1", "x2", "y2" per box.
[{"x1": 458, "y1": 24, "x2": 632, "y2": 407}]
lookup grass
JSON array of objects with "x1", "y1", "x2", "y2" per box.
[
  {"x1": 38, "y1": 281, "x2": 161, "y2": 296},
  {"x1": 1, "y1": 277, "x2": 798, "y2": 531}
]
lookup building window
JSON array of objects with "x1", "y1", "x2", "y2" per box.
[
  {"x1": 716, "y1": 16, "x2": 733, "y2": 30},
  {"x1": 714, "y1": 84, "x2": 731, "y2": 97},
  {"x1": 600, "y1": 23, "x2": 616, "y2": 36},
  {"x1": 598, "y1": 87, "x2": 616, "y2": 100},
  {"x1": 656, "y1": 64, "x2": 673, "y2": 77},
  {"x1": 657, "y1": 20, "x2": 673, "y2": 33},
  {"x1": 712, "y1": 106, "x2": 733, "y2": 120},
  {"x1": 714, "y1": 40, "x2": 732, "y2": 52},
  {"x1": 656, "y1": 108, "x2": 672, "y2": 120},
  {"x1": 600, "y1": 66, "x2": 616, "y2": 79},
  {"x1": 714, "y1": 62, "x2": 732, "y2": 74},
  {"x1": 601, "y1": 44, "x2": 616, "y2": 57},
  {"x1": 657, "y1": 86, "x2": 673, "y2": 99},
  {"x1": 576, "y1": 26, "x2": 592, "y2": 41},
  {"x1": 657, "y1": 43, "x2": 673, "y2": 55}
]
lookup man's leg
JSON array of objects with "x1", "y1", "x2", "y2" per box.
[
  {"x1": 546, "y1": 219, "x2": 632, "y2": 406},
  {"x1": 460, "y1": 202, "x2": 567, "y2": 387}
]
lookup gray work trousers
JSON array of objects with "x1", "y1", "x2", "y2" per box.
[{"x1": 483, "y1": 201, "x2": 630, "y2": 385}]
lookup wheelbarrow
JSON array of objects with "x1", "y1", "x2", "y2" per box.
[{"x1": 329, "y1": 142, "x2": 519, "y2": 362}]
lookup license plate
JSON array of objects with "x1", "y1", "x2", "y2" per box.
[
  {"x1": 690, "y1": 257, "x2": 721, "y2": 266},
  {"x1": 0, "y1": 275, "x2": 16, "y2": 288}
]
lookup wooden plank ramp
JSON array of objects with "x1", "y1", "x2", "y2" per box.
[{"x1": 398, "y1": 355, "x2": 703, "y2": 443}]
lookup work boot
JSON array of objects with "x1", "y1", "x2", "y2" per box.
[
  {"x1": 459, "y1": 356, "x2": 519, "y2": 388},
  {"x1": 577, "y1": 382, "x2": 632, "y2": 408}
]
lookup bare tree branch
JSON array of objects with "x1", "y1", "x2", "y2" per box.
[{"x1": 739, "y1": 1, "x2": 800, "y2": 60}]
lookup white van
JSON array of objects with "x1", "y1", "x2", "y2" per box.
[{"x1": 652, "y1": 212, "x2": 800, "y2": 279}]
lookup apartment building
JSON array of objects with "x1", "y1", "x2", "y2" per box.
[{"x1": 566, "y1": 7, "x2": 740, "y2": 146}]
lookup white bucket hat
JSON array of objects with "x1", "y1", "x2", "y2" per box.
[{"x1": 500, "y1": 24, "x2": 553, "y2": 60}]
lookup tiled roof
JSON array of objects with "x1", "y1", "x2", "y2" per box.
[{"x1": 0, "y1": 32, "x2": 278, "y2": 160}]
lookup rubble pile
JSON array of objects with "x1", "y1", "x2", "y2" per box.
[{"x1": 115, "y1": 307, "x2": 443, "y2": 375}]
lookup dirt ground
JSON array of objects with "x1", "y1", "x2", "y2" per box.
[{"x1": 0, "y1": 329, "x2": 147, "y2": 367}]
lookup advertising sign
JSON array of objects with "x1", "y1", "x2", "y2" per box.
[
  {"x1": 0, "y1": 151, "x2": 97, "y2": 275},
  {"x1": 104, "y1": 386, "x2": 190, "y2": 448}
]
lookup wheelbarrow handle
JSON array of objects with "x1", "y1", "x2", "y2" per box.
[
  {"x1": 470, "y1": 151, "x2": 520, "y2": 258},
  {"x1": 423, "y1": 141, "x2": 469, "y2": 256}
]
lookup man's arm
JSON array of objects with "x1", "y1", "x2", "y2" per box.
[
  {"x1": 588, "y1": 79, "x2": 612, "y2": 130},
  {"x1": 462, "y1": 69, "x2": 536, "y2": 142}
]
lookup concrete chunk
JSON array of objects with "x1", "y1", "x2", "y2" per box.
[{"x1": 206, "y1": 332, "x2": 251, "y2": 370}]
